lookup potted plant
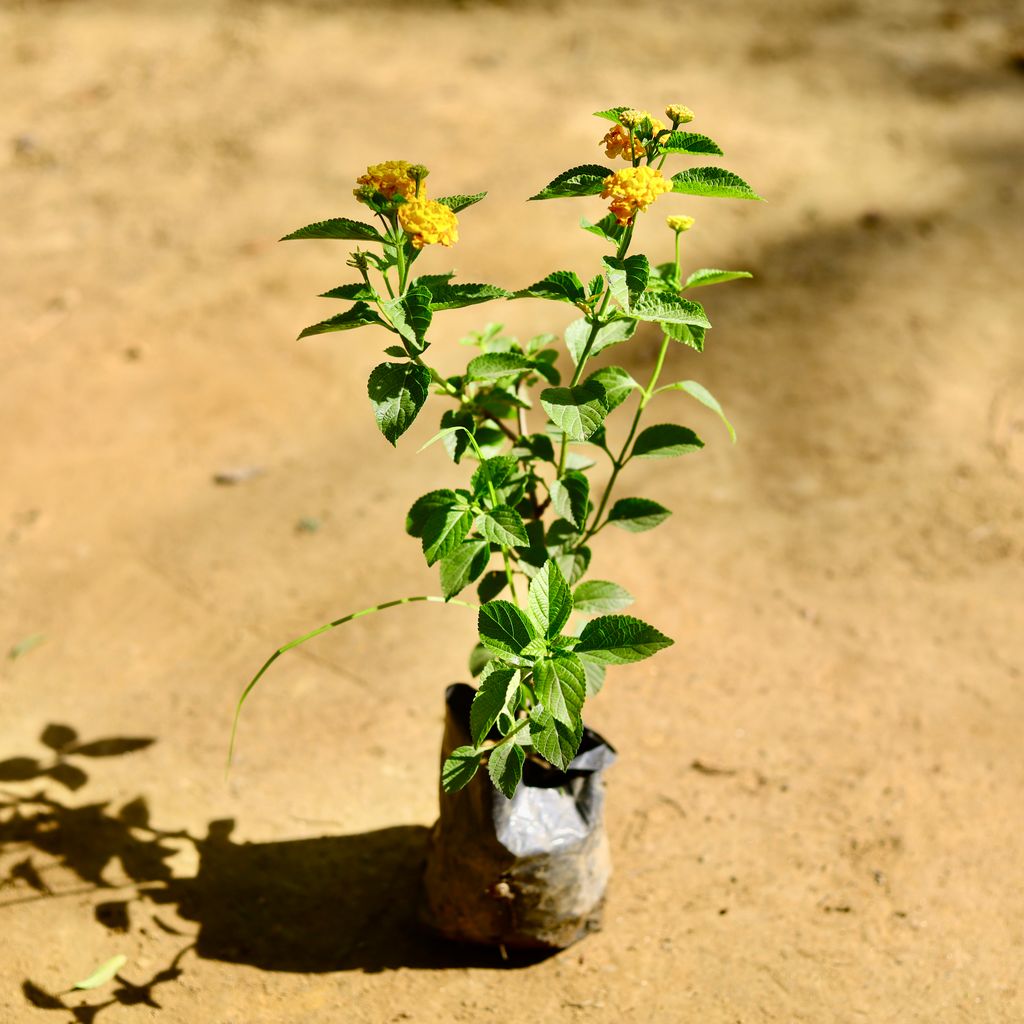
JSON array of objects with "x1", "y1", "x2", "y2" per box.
[{"x1": 231, "y1": 104, "x2": 760, "y2": 951}]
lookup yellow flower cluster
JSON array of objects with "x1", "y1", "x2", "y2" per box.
[
  {"x1": 601, "y1": 166, "x2": 672, "y2": 225},
  {"x1": 665, "y1": 104, "x2": 695, "y2": 125},
  {"x1": 398, "y1": 198, "x2": 459, "y2": 249},
  {"x1": 354, "y1": 160, "x2": 419, "y2": 201},
  {"x1": 666, "y1": 214, "x2": 695, "y2": 233},
  {"x1": 600, "y1": 111, "x2": 666, "y2": 161}
]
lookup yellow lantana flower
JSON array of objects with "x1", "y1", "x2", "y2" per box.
[
  {"x1": 601, "y1": 115, "x2": 666, "y2": 160},
  {"x1": 355, "y1": 160, "x2": 420, "y2": 201},
  {"x1": 601, "y1": 166, "x2": 672, "y2": 226},
  {"x1": 665, "y1": 104, "x2": 695, "y2": 125},
  {"x1": 667, "y1": 214, "x2": 695, "y2": 233},
  {"x1": 398, "y1": 198, "x2": 459, "y2": 249}
]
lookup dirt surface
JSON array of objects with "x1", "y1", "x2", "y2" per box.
[{"x1": 2, "y1": 0, "x2": 1023, "y2": 1020}]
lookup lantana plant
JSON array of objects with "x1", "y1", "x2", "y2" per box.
[{"x1": 231, "y1": 105, "x2": 761, "y2": 798}]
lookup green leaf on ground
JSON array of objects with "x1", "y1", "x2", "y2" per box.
[
  {"x1": 73, "y1": 955, "x2": 128, "y2": 991},
  {"x1": 367, "y1": 362, "x2": 431, "y2": 444}
]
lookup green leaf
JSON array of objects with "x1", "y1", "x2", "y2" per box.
[
  {"x1": 550, "y1": 470, "x2": 590, "y2": 530},
  {"x1": 478, "y1": 600, "x2": 536, "y2": 657},
  {"x1": 554, "y1": 546, "x2": 591, "y2": 586},
  {"x1": 540, "y1": 383, "x2": 608, "y2": 442},
  {"x1": 469, "y1": 642, "x2": 493, "y2": 677},
  {"x1": 670, "y1": 167, "x2": 763, "y2": 201},
  {"x1": 529, "y1": 714, "x2": 583, "y2": 770},
  {"x1": 440, "y1": 409, "x2": 473, "y2": 462},
  {"x1": 471, "y1": 455, "x2": 518, "y2": 496},
  {"x1": 298, "y1": 303, "x2": 386, "y2": 339},
  {"x1": 608, "y1": 497, "x2": 672, "y2": 532},
  {"x1": 529, "y1": 165, "x2": 614, "y2": 201},
  {"x1": 664, "y1": 322, "x2": 706, "y2": 351},
  {"x1": 406, "y1": 489, "x2": 460, "y2": 537},
  {"x1": 585, "y1": 365, "x2": 638, "y2": 412},
  {"x1": 520, "y1": 636, "x2": 549, "y2": 659},
  {"x1": 442, "y1": 746, "x2": 481, "y2": 793},
  {"x1": 281, "y1": 217, "x2": 384, "y2": 242},
  {"x1": 576, "y1": 614, "x2": 673, "y2": 664},
  {"x1": 488, "y1": 741, "x2": 525, "y2": 798},
  {"x1": 683, "y1": 268, "x2": 753, "y2": 289},
  {"x1": 512, "y1": 271, "x2": 586, "y2": 304},
  {"x1": 382, "y1": 286, "x2": 432, "y2": 350},
  {"x1": 470, "y1": 668, "x2": 519, "y2": 745},
  {"x1": 565, "y1": 317, "x2": 638, "y2": 364},
  {"x1": 422, "y1": 507, "x2": 473, "y2": 566},
  {"x1": 424, "y1": 282, "x2": 510, "y2": 311},
  {"x1": 319, "y1": 282, "x2": 376, "y2": 301},
  {"x1": 632, "y1": 423, "x2": 704, "y2": 459},
  {"x1": 466, "y1": 352, "x2": 535, "y2": 381},
  {"x1": 476, "y1": 570, "x2": 507, "y2": 604},
  {"x1": 592, "y1": 106, "x2": 630, "y2": 125},
  {"x1": 440, "y1": 539, "x2": 490, "y2": 599},
  {"x1": 632, "y1": 293, "x2": 710, "y2": 329},
  {"x1": 527, "y1": 559, "x2": 573, "y2": 639},
  {"x1": 436, "y1": 192, "x2": 487, "y2": 213},
  {"x1": 580, "y1": 213, "x2": 626, "y2": 245},
  {"x1": 602, "y1": 254, "x2": 649, "y2": 312},
  {"x1": 579, "y1": 653, "x2": 607, "y2": 697},
  {"x1": 73, "y1": 954, "x2": 128, "y2": 991},
  {"x1": 533, "y1": 653, "x2": 586, "y2": 727},
  {"x1": 413, "y1": 272, "x2": 455, "y2": 290},
  {"x1": 480, "y1": 506, "x2": 529, "y2": 547},
  {"x1": 655, "y1": 131, "x2": 723, "y2": 156},
  {"x1": 367, "y1": 362, "x2": 431, "y2": 444},
  {"x1": 514, "y1": 433, "x2": 556, "y2": 463},
  {"x1": 573, "y1": 580, "x2": 635, "y2": 615},
  {"x1": 659, "y1": 379, "x2": 736, "y2": 442}
]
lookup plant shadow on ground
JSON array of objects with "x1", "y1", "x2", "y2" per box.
[{"x1": 3, "y1": 725, "x2": 546, "y2": 1021}]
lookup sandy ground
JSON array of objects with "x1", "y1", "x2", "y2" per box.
[{"x1": 2, "y1": 0, "x2": 1023, "y2": 1020}]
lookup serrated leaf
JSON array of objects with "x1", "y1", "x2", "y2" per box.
[
  {"x1": 659, "y1": 379, "x2": 736, "y2": 441},
  {"x1": 298, "y1": 302, "x2": 386, "y2": 339},
  {"x1": 529, "y1": 164, "x2": 615, "y2": 201},
  {"x1": 565, "y1": 317, "x2": 638, "y2": 364},
  {"x1": 683, "y1": 268, "x2": 753, "y2": 289},
  {"x1": 632, "y1": 293, "x2": 710, "y2": 329},
  {"x1": 603, "y1": 254, "x2": 649, "y2": 312},
  {"x1": 440, "y1": 539, "x2": 490, "y2": 599},
  {"x1": 319, "y1": 282, "x2": 376, "y2": 301},
  {"x1": 488, "y1": 741, "x2": 525, "y2": 798},
  {"x1": 592, "y1": 106, "x2": 630, "y2": 125},
  {"x1": 469, "y1": 642, "x2": 493, "y2": 678},
  {"x1": 533, "y1": 654, "x2": 586, "y2": 727},
  {"x1": 412, "y1": 272, "x2": 456, "y2": 290},
  {"x1": 440, "y1": 409, "x2": 473, "y2": 462},
  {"x1": 480, "y1": 506, "x2": 529, "y2": 547},
  {"x1": 424, "y1": 282, "x2": 510, "y2": 311},
  {"x1": 406, "y1": 489, "x2": 460, "y2": 537},
  {"x1": 478, "y1": 600, "x2": 536, "y2": 657},
  {"x1": 579, "y1": 653, "x2": 607, "y2": 697},
  {"x1": 655, "y1": 131, "x2": 724, "y2": 156},
  {"x1": 608, "y1": 497, "x2": 672, "y2": 532},
  {"x1": 281, "y1": 217, "x2": 384, "y2": 242},
  {"x1": 514, "y1": 433, "x2": 556, "y2": 463},
  {"x1": 470, "y1": 668, "x2": 519, "y2": 745},
  {"x1": 442, "y1": 746, "x2": 481, "y2": 793},
  {"x1": 512, "y1": 270, "x2": 586, "y2": 303},
  {"x1": 527, "y1": 559, "x2": 573, "y2": 639},
  {"x1": 540, "y1": 382, "x2": 607, "y2": 442},
  {"x1": 664, "y1": 321, "x2": 706, "y2": 351},
  {"x1": 549, "y1": 470, "x2": 589, "y2": 530},
  {"x1": 554, "y1": 546, "x2": 591, "y2": 586},
  {"x1": 585, "y1": 365, "x2": 638, "y2": 412},
  {"x1": 670, "y1": 166, "x2": 763, "y2": 201},
  {"x1": 466, "y1": 352, "x2": 535, "y2": 381},
  {"x1": 382, "y1": 286, "x2": 432, "y2": 350},
  {"x1": 73, "y1": 955, "x2": 128, "y2": 991},
  {"x1": 367, "y1": 362, "x2": 431, "y2": 444},
  {"x1": 632, "y1": 423, "x2": 704, "y2": 459},
  {"x1": 471, "y1": 455, "x2": 518, "y2": 497},
  {"x1": 529, "y1": 714, "x2": 583, "y2": 770},
  {"x1": 580, "y1": 213, "x2": 626, "y2": 244},
  {"x1": 575, "y1": 615, "x2": 674, "y2": 664},
  {"x1": 422, "y1": 507, "x2": 473, "y2": 566},
  {"x1": 573, "y1": 580, "x2": 635, "y2": 615},
  {"x1": 436, "y1": 192, "x2": 487, "y2": 213}
]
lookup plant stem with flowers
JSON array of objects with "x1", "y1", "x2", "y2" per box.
[{"x1": 231, "y1": 105, "x2": 761, "y2": 798}]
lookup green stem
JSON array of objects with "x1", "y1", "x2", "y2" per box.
[
  {"x1": 480, "y1": 714, "x2": 531, "y2": 757},
  {"x1": 228, "y1": 594, "x2": 477, "y2": 770}
]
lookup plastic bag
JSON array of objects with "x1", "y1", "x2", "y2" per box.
[{"x1": 421, "y1": 683, "x2": 616, "y2": 950}]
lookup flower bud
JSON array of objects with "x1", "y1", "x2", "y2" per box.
[
  {"x1": 667, "y1": 214, "x2": 695, "y2": 233},
  {"x1": 618, "y1": 108, "x2": 644, "y2": 129},
  {"x1": 666, "y1": 104, "x2": 695, "y2": 125},
  {"x1": 352, "y1": 184, "x2": 377, "y2": 204}
]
